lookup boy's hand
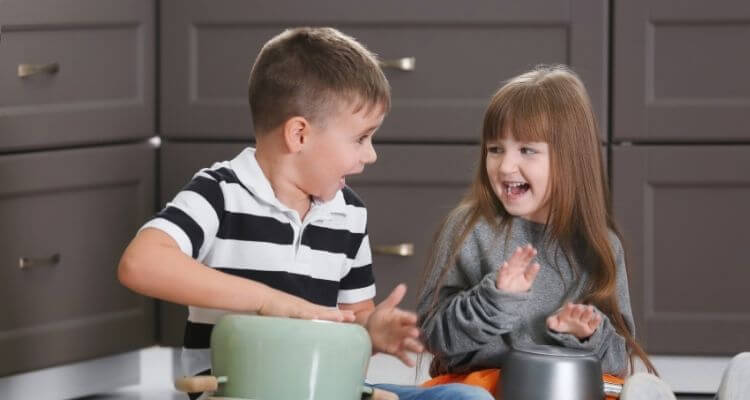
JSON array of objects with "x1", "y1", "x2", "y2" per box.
[
  {"x1": 496, "y1": 244, "x2": 540, "y2": 293},
  {"x1": 258, "y1": 287, "x2": 355, "y2": 322},
  {"x1": 547, "y1": 303, "x2": 602, "y2": 340},
  {"x1": 366, "y1": 284, "x2": 423, "y2": 367}
]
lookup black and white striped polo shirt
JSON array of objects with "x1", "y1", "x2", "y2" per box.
[{"x1": 140, "y1": 147, "x2": 375, "y2": 375}]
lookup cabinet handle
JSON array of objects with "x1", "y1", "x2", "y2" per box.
[
  {"x1": 18, "y1": 63, "x2": 60, "y2": 78},
  {"x1": 19, "y1": 253, "x2": 61, "y2": 269},
  {"x1": 379, "y1": 57, "x2": 415, "y2": 72},
  {"x1": 373, "y1": 243, "x2": 414, "y2": 257}
]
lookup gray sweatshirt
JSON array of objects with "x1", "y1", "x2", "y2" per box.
[{"x1": 417, "y1": 211, "x2": 633, "y2": 376}]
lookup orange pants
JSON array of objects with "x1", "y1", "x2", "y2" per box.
[{"x1": 422, "y1": 368, "x2": 624, "y2": 400}]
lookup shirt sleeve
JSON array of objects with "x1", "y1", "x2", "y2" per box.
[
  {"x1": 418, "y1": 213, "x2": 530, "y2": 358},
  {"x1": 337, "y1": 230, "x2": 376, "y2": 304},
  {"x1": 546, "y1": 234, "x2": 633, "y2": 376},
  {"x1": 139, "y1": 170, "x2": 224, "y2": 260}
]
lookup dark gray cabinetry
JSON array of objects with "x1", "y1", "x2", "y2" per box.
[
  {"x1": 160, "y1": 0, "x2": 609, "y2": 141},
  {"x1": 0, "y1": 0, "x2": 155, "y2": 152},
  {"x1": 612, "y1": 146, "x2": 750, "y2": 354},
  {"x1": 613, "y1": 0, "x2": 750, "y2": 142},
  {"x1": 0, "y1": 143, "x2": 157, "y2": 376}
]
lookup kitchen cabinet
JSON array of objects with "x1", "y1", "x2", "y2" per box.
[
  {"x1": 0, "y1": 142, "x2": 157, "y2": 376},
  {"x1": 0, "y1": 0, "x2": 157, "y2": 381},
  {"x1": 160, "y1": 0, "x2": 609, "y2": 142},
  {"x1": 612, "y1": 145, "x2": 750, "y2": 355},
  {"x1": 0, "y1": 0, "x2": 155, "y2": 152},
  {"x1": 612, "y1": 0, "x2": 750, "y2": 142}
]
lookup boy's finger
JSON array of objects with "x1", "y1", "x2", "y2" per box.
[
  {"x1": 380, "y1": 283, "x2": 407, "y2": 309},
  {"x1": 402, "y1": 337, "x2": 424, "y2": 353}
]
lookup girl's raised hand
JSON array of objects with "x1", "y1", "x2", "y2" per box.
[
  {"x1": 547, "y1": 303, "x2": 602, "y2": 340},
  {"x1": 496, "y1": 244, "x2": 540, "y2": 293}
]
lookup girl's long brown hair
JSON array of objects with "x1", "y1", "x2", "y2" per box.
[{"x1": 421, "y1": 65, "x2": 656, "y2": 376}]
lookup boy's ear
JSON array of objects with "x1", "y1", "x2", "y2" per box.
[{"x1": 282, "y1": 116, "x2": 310, "y2": 153}]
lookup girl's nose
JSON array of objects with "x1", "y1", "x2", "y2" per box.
[{"x1": 499, "y1": 153, "x2": 518, "y2": 174}]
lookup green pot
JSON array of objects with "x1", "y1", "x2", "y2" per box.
[{"x1": 209, "y1": 314, "x2": 372, "y2": 400}]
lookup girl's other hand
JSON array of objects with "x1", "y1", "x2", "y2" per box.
[
  {"x1": 547, "y1": 303, "x2": 602, "y2": 339},
  {"x1": 496, "y1": 244, "x2": 540, "y2": 293}
]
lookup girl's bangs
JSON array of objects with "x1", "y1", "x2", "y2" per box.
[{"x1": 485, "y1": 87, "x2": 551, "y2": 144}]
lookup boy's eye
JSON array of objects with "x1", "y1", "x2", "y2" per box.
[{"x1": 357, "y1": 135, "x2": 368, "y2": 144}]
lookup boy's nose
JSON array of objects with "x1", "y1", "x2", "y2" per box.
[{"x1": 364, "y1": 143, "x2": 377, "y2": 164}]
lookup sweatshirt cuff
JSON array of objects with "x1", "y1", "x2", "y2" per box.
[{"x1": 477, "y1": 272, "x2": 531, "y2": 314}]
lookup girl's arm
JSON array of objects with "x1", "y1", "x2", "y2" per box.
[{"x1": 417, "y1": 219, "x2": 531, "y2": 357}]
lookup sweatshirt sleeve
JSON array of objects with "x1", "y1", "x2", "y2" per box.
[
  {"x1": 417, "y1": 214, "x2": 530, "y2": 357},
  {"x1": 546, "y1": 234, "x2": 633, "y2": 376}
]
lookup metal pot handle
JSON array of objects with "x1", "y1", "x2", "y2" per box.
[
  {"x1": 362, "y1": 385, "x2": 399, "y2": 400},
  {"x1": 174, "y1": 375, "x2": 228, "y2": 393}
]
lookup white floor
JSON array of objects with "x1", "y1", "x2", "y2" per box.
[
  {"x1": 0, "y1": 346, "x2": 730, "y2": 399},
  {"x1": 133, "y1": 346, "x2": 728, "y2": 393}
]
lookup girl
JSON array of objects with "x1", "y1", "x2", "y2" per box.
[{"x1": 416, "y1": 65, "x2": 676, "y2": 399}]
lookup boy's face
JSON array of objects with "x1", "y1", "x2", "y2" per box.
[
  {"x1": 299, "y1": 102, "x2": 384, "y2": 201},
  {"x1": 485, "y1": 131, "x2": 551, "y2": 223}
]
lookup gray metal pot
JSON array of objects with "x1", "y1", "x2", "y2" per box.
[{"x1": 498, "y1": 344, "x2": 620, "y2": 400}]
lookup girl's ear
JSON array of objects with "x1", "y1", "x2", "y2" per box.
[{"x1": 281, "y1": 116, "x2": 310, "y2": 153}]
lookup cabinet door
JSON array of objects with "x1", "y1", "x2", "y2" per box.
[
  {"x1": 0, "y1": 142, "x2": 156, "y2": 376},
  {"x1": 160, "y1": 0, "x2": 608, "y2": 142},
  {"x1": 0, "y1": 0, "x2": 155, "y2": 151},
  {"x1": 612, "y1": 145, "x2": 750, "y2": 354},
  {"x1": 347, "y1": 145, "x2": 476, "y2": 311},
  {"x1": 613, "y1": 0, "x2": 750, "y2": 142},
  {"x1": 158, "y1": 141, "x2": 247, "y2": 346}
]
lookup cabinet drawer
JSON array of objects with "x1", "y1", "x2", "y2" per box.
[
  {"x1": 612, "y1": 145, "x2": 750, "y2": 354},
  {"x1": 0, "y1": 0, "x2": 155, "y2": 151},
  {"x1": 0, "y1": 142, "x2": 156, "y2": 376},
  {"x1": 613, "y1": 0, "x2": 750, "y2": 141},
  {"x1": 161, "y1": 0, "x2": 607, "y2": 142}
]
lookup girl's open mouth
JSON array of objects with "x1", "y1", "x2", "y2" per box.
[{"x1": 502, "y1": 181, "x2": 530, "y2": 200}]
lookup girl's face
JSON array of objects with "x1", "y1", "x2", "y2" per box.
[{"x1": 486, "y1": 133, "x2": 551, "y2": 223}]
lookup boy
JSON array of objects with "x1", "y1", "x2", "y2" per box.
[{"x1": 119, "y1": 27, "x2": 491, "y2": 400}]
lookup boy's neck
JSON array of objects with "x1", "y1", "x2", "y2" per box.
[{"x1": 254, "y1": 141, "x2": 311, "y2": 221}]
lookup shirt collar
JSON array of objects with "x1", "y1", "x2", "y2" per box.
[{"x1": 230, "y1": 147, "x2": 348, "y2": 219}]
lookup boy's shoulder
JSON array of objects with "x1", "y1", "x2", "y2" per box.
[{"x1": 341, "y1": 185, "x2": 366, "y2": 208}]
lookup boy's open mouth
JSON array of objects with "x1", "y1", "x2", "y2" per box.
[{"x1": 502, "y1": 181, "x2": 530, "y2": 197}]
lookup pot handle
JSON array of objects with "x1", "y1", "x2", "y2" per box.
[
  {"x1": 362, "y1": 385, "x2": 399, "y2": 400},
  {"x1": 174, "y1": 375, "x2": 228, "y2": 393}
]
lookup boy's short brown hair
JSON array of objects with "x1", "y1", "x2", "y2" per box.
[{"x1": 248, "y1": 27, "x2": 391, "y2": 135}]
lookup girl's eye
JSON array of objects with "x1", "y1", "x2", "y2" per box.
[
  {"x1": 487, "y1": 146, "x2": 503, "y2": 154},
  {"x1": 521, "y1": 147, "x2": 537, "y2": 155},
  {"x1": 357, "y1": 135, "x2": 368, "y2": 144}
]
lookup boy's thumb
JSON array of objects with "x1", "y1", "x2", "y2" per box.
[{"x1": 381, "y1": 283, "x2": 407, "y2": 308}]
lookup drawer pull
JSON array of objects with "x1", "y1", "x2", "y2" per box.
[
  {"x1": 18, "y1": 63, "x2": 60, "y2": 78},
  {"x1": 373, "y1": 243, "x2": 414, "y2": 257},
  {"x1": 379, "y1": 57, "x2": 415, "y2": 72},
  {"x1": 19, "y1": 253, "x2": 61, "y2": 269}
]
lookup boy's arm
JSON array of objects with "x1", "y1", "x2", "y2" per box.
[
  {"x1": 339, "y1": 284, "x2": 423, "y2": 366},
  {"x1": 118, "y1": 228, "x2": 354, "y2": 322}
]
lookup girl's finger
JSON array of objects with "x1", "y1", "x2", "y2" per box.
[
  {"x1": 569, "y1": 304, "x2": 584, "y2": 320},
  {"x1": 524, "y1": 263, "x2": 541, "y2": 283}
]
